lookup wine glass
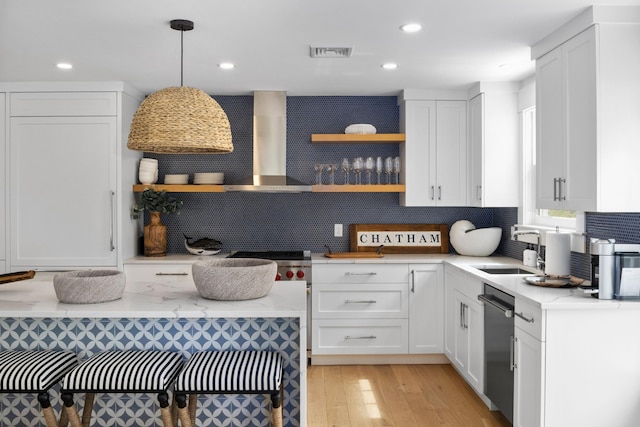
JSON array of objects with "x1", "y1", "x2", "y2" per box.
[
  {"x1": 314, "y1": 163, "x2": 325, "y2": 185},
  {"x1": 384, "y1": 157, "x2": 393, "y2": 184},
  {"x1": 341, "y1": 158, "x2": 350, "y2": 184},
  {"x1": 353, "y1": 157, "x2": 363, "y2": 185},
  {"x1": 326, "y1": 163, "x2": 338, "y2": 185},
  {"x1": 393, "y1": 156, "x2": 401, "y2": 184},
  {"x1": 376, "y1": 156, "x2": 383, "y2": 185},
  {"x1": 365, "y1": 157, "x2": 375, "y2": 185}
]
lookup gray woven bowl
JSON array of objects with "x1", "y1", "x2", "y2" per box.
[
  {"x1": 53, "y1": 270, "x2": 126, "y2": 304},
  {"x1": 192, "y1": 258, "x2": 277, "y2": 301}
]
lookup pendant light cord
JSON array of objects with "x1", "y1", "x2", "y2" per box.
[{"x1": 180, "y1": 28, "x2": 184, "y2": 87}]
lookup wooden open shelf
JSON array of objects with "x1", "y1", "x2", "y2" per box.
[
  {"x1": 311, "y1": 133, "x2": 405, "y2": 143},
  {"x1": 312, "y1": 184, "x2": 405, "y2": 193},
  {"x1": 132, "y1": 184, "x2": 224, "y2": 193},
  {"x1": 133, "y1": 184, "x2": 405, "y2": 193}
]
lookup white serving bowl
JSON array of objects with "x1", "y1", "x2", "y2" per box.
[
  {"x1": 345, "y1": 124, "x2": 377, "y2": 134},
  {"x1": 53, "y1": 270, "x2": 126, "y2": 304},
  {"x1": 449, "y1": 220, "x2": 502, "y2": 256},
  {"x1": 192, "y1": 259, "x2": 277, "y2": 301},
  {"x1": 164, "y1": 174, "x2": 189, "y2": 184}
]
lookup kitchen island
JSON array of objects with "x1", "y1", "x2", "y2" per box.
[{"x1": 0, "y1": 272, "x2": 306, "y2": 427}]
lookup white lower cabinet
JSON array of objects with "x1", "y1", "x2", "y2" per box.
[
  {"x1": 409, "y1": 264, "x2": 443, "y2": 353},
  {"x1": 513, "y1": 298, "x2": 545, "y2": 427},
  {"x1": 0, "y1": 93, "x2": 5, "y2": 272},
  {"x1": 444, "y1": 265, "x2": 485, "y2": 395},
  {"x1": 514, "y1": 327, "x2": 544, "y2": 427},
  {"x1": 312, "y1": 263, "x2": 409, "y2": 356}
]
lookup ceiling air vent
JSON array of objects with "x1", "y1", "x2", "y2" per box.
[{"x1": 309, "y1": 46, "x2": 353, "y2": 58}]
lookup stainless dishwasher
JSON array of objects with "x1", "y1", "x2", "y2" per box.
[{"x1": 478, "y1": 284, "x2": 514, "y2": 424}]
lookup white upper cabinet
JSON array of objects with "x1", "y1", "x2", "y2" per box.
[
  {"x1": 0, "y1": 93, "x2": 5, "y2": 274},
  {"x1": 534, "y1": 8, "x2": 640, "y2": 212},
  {"x1": 399, "y1": 91, "x2": 467, "y2": 207},
  {"x1": 468, "y1": 83, "x2": 519, "y2": 207},
  {"x1": 4, "y1": 84, "x2": 143, "y2": 270}
]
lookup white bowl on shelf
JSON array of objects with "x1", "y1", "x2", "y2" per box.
[
  {"x1": 345, "y1": 124, "x2": 377, "y2": 134},
  {"x1": 449, "y1": 220, "x2": 502, "y2": 256},
  {"x1": 164, "y1": 174, "x2": 189, "y2": 184}
]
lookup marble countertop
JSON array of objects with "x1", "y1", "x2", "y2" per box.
[{"x1": 0, "y1": 272, "x2": 306, "y2": 319}]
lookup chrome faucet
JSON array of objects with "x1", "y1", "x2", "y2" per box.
[{"x1": 512, "y1": 229, "x2": 545, "y2": 271}]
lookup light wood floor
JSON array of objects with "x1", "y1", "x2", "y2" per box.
[{"x1": 307, "y1": 364, "x2": 512, "y2": 427}]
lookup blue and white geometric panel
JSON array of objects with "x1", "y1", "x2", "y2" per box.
[{"x1": 0, "y1": 317, "x2": 301, "y2": 427}]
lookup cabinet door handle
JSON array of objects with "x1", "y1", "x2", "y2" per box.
[
  {"x1": 459, "y1": 302, "x2": 464, "y2": 329},
  {"x1": 510, "y1": 336, "x2": 516, "y2": 371},
  {"x1": 463, "y1": 303, "x2": 468, "y2": 330},
  {"x1": 345, "y1": 272, "x2": 377, "y2": 276},
  {"x1": 109, "y1": 190, "x2": 115, "y2": 251},
  {"x1": 438, "y1": 186, "x2": 442, "y2": 200},
  {"x1": 155, "y1": 272, "x2": 189, "y2": 276},
  {"x1": 411, "y1": 270, "x2": 415, "y2": 293},
  {"x1": 345, "y1": 335, "x2": 376, "y2": 340},
  {"x1": 430, "y1": 186, "x2": 435, "y2": 200},
  {"x1": 553, "y1": 178, "x2": 558, "y2": 201},
  {"x1": 344, "y1": 300, "x2": 377, "y2": 304},
  {"x1": 515, "y1": 312, "x2": 534, "y2": 323},
  {"x1": 559, "y1": 178, "x2": 566, "y2": 201},
  {"x1": 476, "y1": 185, "x2": 482, "y2": 201}
]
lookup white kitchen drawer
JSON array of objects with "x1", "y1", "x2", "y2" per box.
[
  {"x1": 313, "y1": 264, "x2": 408, "y2": 284},
  {"x1": 515, "y1": 298, "x2": 545, "y2": 341},
  {"x1": 123, "y1": 264, "x2": 194, "y2": 284},
  {"x1": 313, "y1": 319, "x2": 408, "y2": 355},
  {"x1": 313, "y1": 282, "x2": 407, "y2": 319},
  {"x1": 11, "y1": 92, "x2": 117, "y2": 117}
]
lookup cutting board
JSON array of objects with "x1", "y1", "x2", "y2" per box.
[
  {"x1": 0, "y1": 270, "x2": 36, "y2": 284},
  {"x1": 324, "y1": 252, "x2": 384, "y2": 258}
]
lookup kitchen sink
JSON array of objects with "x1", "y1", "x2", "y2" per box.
[{"x1": 473, "y1": 266, "x2": 537, "y2": 275}]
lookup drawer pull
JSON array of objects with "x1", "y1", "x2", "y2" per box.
[
  {"x1": 344, "y1": 335, "x2": 376, "y2": 340},
  {"x1": 345, "y1": 272, "x2": 377, "y2": 276},
  {"x1": 344, "y1": 300, "x2": 377, "y2": 304},
  {"x1": 515, "y1": 312, "x2": 535, "y2": 323},
  {"x1": 155, "y1": 272, "x2": 189, "y2": 276}
]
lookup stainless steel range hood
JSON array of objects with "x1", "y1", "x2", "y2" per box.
[{"x1": 224, "y1": 91, "x2": 312, "y2": 192}]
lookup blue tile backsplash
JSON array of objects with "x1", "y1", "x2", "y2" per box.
[{"x1": 142, "y1": 95, "x2": 640, "y2": 280}]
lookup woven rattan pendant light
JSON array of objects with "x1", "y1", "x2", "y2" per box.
[{"x1": 127, "y1": 19, "x2": 233, "y2": 154}]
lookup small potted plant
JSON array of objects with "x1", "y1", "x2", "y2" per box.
[{"x1": 131, "y1": 188, "x2": 183, "y2": 257}]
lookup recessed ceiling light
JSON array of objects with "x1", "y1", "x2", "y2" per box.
[
  {"x1": 56, "y1": 62, "x2": 73, "y2": 70},
  {"x1": 400, "y1": 23, "x2": 422, "y2": 33},
  {"x1": 382, "y1": 63, "x2": 398, "y2": 70},
  {"x1": 219, "y1": 62, "x2": 235, "y2": 70}
]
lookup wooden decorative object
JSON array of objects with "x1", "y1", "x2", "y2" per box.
[
  {"x1": 144, "y1": 212, "x2": 168, "y2": 257},
  {"x1": 349, "y1": 224, "x2": 449, "y2": 254}
]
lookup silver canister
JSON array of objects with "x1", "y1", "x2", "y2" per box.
[{"x1": 590, "y1": 239, "x2": 616, "y2": 299}]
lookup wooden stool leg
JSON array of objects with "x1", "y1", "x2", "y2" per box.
[
  {"x1": 61, "y1": 393, "x2": 83, "y2": 427},
  {"x1": 175, "y1": 393, "x2": 193, "y2": 427},
  {"x1": 271, "y1": 388, "x2": 283, "y2": 427},
  {"x1": 81, "y1": 392, "x2": 95, "y2": 427},
  {"x1": 58, "y1": 407, "x2": 69, "y2": 427},
  {"x1": 37, "y1": 391, "x2": 60, "y2": 427},
  {"x1": 188, "y1": 394, "x2": 198, "y2": 425},
  {"x1": 158, "y1": 391, "x2": 174, "y2": 427}
]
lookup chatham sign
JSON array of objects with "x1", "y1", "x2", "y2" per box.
[{"x1": 357, "y1": 231, "x2": 442, "y2": 247}]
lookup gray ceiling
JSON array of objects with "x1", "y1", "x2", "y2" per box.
[{"x1": 1, "y1": 0, "x2": 639, "y2": 96}]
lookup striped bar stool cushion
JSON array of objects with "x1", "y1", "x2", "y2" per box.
[
  {"x1": 175, "y1": 350, "x2": 283, "y2": 393},
  {"x1": 174, "y1": 351, "x2": 284, "y2": 427},
  {"x1": 61, "y1": 351, "x2": 183, "y2": 427},
  {"x1": 0, "y1": 350, "x2": 78, "y2": 392},
  {"x1": 62, "y1": 350, "x2": 183, "y2": 392}
]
